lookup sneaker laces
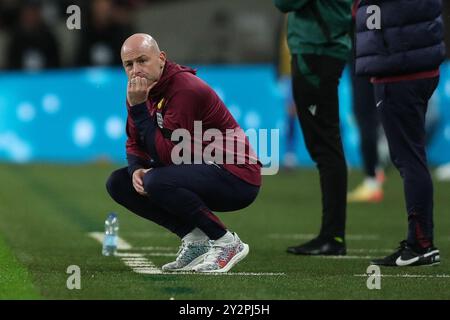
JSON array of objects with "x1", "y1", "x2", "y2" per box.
[
  {"x1": 175, "y1": 240, "x2": 209, "y2": 262},
  {"x1": 203, "y1": 242, "x2": 228, "y2": 265},
  {"x1": 385, "y1": 240, "x2": 408, "y2": 259},
  {"x1": 398, "y1": 240, "x2": 408, "y2": 249},
  {"x1": 174, "y1": 241, "x2": 189, "y2": 262}
]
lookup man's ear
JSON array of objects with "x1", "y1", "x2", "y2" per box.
[{"x1": 159, "y1": 51, "x2": 167, "y2": 68}]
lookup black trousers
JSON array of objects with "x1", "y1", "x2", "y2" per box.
[
  {"x1": 106, "y1": 164, "x2": 260, "y2": 240},
  {"x1": 291, "y1": 54, "x2": 347, "y2": 239},
  {"x1": 374, "y1": 77, "x2": 439, "y2": 248}
]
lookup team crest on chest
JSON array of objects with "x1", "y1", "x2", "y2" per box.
[
  {"x1": 156, "y1": 112, "x2": 164, "y2": 129},
  {"x1": 157, "y1": 98, "x2": 165, "y2": 110}
]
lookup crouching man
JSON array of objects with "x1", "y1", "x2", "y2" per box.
[{"x1": 106, "y1": 33, "x2": 261, "y2": 272}]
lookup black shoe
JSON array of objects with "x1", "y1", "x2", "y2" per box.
[
  {"x1": 371, "y1": 240, "x2": 440, "y2": 267},
  {"x1": 287, "y1": 236, "x2": 346, "y2": 255}
]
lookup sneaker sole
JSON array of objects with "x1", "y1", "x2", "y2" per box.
[
  {"x1": 195, "y1": 243, "x2": 250, "y2": 273},
  {"x1": 424, "y1": 261, "x2": 441, "y2": 266},
  {"x1": 347, "y1": 194, "x2": 383, "y2": 203},
  {"x1": 375, "y1": 261, "x2": 441, "y2": 267},
  {"x1": 372, "y1": 251, "x2": 441, "y2": 267},
  {"x1": 287, "y1": 248, "x2": 346, "y2": 256},
  {"x1": 162, "y1": 252, "x2": 209, "y2": 272}
]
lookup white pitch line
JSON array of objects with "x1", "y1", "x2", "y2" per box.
[
  {"x1": 121, "y1": 258, "x2": 149, "y2": 262},
  {"x1": 88, "y1": 232, "x2": 163, "y2": 274},
  {"x1": 121, "y1": 231, "x2": 174, "y2": 238},
  {"x1": 312, "y1": 255, "x2": 375, "y2": 260},
  {"x1": 122, "y1": 258, "x2": 161, "y2": 272},
  {"x1": 114, "y1": 252, "x2": 142, "y2": 257},
  {"x1": 353, "y1": 274, "x2": 450, "y2": 278},
  {"x1": 210, "y1": 272, "x2": 285, "y2": 276},
  {"x1": 347, "y1": 249, "x2": 393, "y2": 253},
  {"x1": 160, "y1": 272, "x2": 286, "y2": 276},
  {"x1": 132, "y1": 246, "x2": 176, "y2": 251},
  {"x1": 128, "y1": 248, "x2": 390, "y2": 256},
  {"x1": 117, "y1": 251, "x2": 177, "y2": 257},
  {"x1": 88, "y1": 232, "x2": 132, "y2": 250},
  {"x1": 145, "y1": 253, "x2": 177, "y2": 257},
  {"x1": 121, "y1": 254, "x2": 163, "y2": 274},
  {"x1": 123, "y1": 263, "x2": 160, "y2": 269},
  {"x1": 132, "y1": 266, "x2": 163, "y2": 274},
  {"x1": 124, "y1": 263, "x2": 157, "y2": 267},
  {"x1": 268, "y1": 233, "x2": 380, "y2": 241}
]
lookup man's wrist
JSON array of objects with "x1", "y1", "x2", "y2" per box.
[
  {"x1": 129, "y1": 99, "x2": 147, "y2": 107},
  {"x1": 128, "y1": 164, "x2": 144, "y2": 177}
]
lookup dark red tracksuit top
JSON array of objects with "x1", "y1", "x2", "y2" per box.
[{"x1": 125, "y1": 60, "x2": 262, "y2": 186}]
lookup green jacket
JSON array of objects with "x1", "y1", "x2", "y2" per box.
[{"x1": 274, "y1": 0, "x2": 353, "y2": 61}]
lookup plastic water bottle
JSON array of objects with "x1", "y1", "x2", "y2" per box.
[{"x1": 102, "y1": 212, "x2": 119, "y2": 256}]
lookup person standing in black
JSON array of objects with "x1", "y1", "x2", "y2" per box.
[{"x1": 274, "y1": 0, "x2": 353, "y2": 255}]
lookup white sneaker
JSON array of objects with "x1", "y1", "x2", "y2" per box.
[
  {"x1": 162, "y1": 240, "x2": 211, "y2": 272},
  {"x1": 193, "y1": 233, "x2": 249, "y2": 273}
]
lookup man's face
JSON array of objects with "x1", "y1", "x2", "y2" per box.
[{"x1": 121, "y1": 46, "x2": 166, "y2": 85}]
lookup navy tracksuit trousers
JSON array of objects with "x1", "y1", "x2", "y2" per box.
[
  {"x1": 106, "y1": 163, "x2": 259, "y2": 240},
  {"x1": 374, "y1": 77, "x2": 439, "y2": 248}
]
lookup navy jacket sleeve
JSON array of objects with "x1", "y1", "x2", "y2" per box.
[
  {"x1": 125, "y1": 111, "x2": 150, "y2": 177},
  {"x1": 128, "y1": 102, "x2": 162, "y2": 170}
]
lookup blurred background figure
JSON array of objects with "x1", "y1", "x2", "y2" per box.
[
  {"x1": 209, "y1": 8, "x2": 233, "y2": 64},
  {"x1": 347, "y1": 0, "x2": 385, "y2": 203},
  {"x1": 436, "y1": 162, "x2": 450, "y2": 181},
  {"x1": 6, "y1": 0, "x2": 61, "y2": 71},
  {"x1": 348, "y1": 66, "x2": 385, "y2": 203},
  {"x1": 75, "y1": 0, "x2": 135, "y2": 67},
  {"x1": 434, "y1": 0, "x2": 450, "y2": 183},
  {"x1": 0, "y1": 0, "x2": 21, "y2": 31},
  {"x1": 0, "y1": 0, "x2": 448, "y2": 175},
  {"x1": 275, "y1": 14, "x2": 297, "y2": 170},
  {"x1": 275, "y1": 0, "x2": 353, "y2": 256}
]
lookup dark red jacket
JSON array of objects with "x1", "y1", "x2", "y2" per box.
[{"x1": 125, "y1": 60, "x2": 262, "y2": 186}]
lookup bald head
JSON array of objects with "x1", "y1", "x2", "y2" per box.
[
  {"x1": 121, "y1": 33, "x2": 160, "y2": 57},
  {"x1": 121, "y1": 33, "x2": 166, "y2": 83}
]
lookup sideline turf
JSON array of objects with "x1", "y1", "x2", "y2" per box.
[
  {"x1": 0, "y1": 163, "x2": 449, "y2": 299},
  {"x1": 0, "y1": 234, "x2": 40, "y2": 299}
]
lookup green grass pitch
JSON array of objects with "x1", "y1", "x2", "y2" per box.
[{"x1": 0, "y1": 163, "x2": 449, "y2": 299}]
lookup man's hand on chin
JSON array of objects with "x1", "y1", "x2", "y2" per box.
[{"x1": 127, "y1": 77, "x2": 157, "y2": 106}]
